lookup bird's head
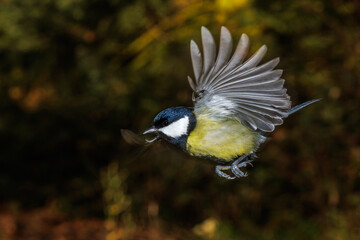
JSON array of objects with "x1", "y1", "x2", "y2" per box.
[{"x1": 143, "y1": 107, "x2": 196, "y2": 149}]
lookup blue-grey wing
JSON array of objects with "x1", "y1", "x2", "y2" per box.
[{"x1": 188, "y1": 26, "x2": 291, "y2": 132}]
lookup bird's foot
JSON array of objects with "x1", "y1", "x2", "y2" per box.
[
  {"x1": 215, "y1": 165, "x2": 235, "y2": 180},
  {"x1": 215, "y1": 156, "x2": 253, "y2": 180},
  {"x1": 231, "y1": 159, "x2": 253, "y2": 178}
]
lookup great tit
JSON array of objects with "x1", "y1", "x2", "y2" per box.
[{"x1": 142, "y1": 26, "x2": 319, "y2": 179}]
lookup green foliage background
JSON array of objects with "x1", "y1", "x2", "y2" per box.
[{"x1": 0, "y1": 0, "x2": 359, "y2": 239}]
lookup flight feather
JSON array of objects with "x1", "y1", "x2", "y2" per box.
[{"x1": 188, "y1": 26, "x2": 291, "y2": 132}]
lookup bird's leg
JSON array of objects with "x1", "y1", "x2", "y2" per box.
[
  {"x1": 215, "y1": 165, "x2": 235, "y2": 180},
  {"x1": 215, "y1": 155, "x2": 254, "y2": 179},
  {"x1": 231, "y1": 155, "x2": 253, "y2": 178}
]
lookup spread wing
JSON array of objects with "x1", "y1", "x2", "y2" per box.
[{"x1": 187, "y1": 26, "x2": 291, "y2": 132}]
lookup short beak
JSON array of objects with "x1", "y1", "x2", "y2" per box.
[
  {"x1": 143, "y1": 127, "x2": 157, "y2": 135},
  {"x1": 142, "y1": 127, "x2": 159, "y2": 143}
]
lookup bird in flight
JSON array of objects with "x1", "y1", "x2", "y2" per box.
[{"x1": 133, "y1": 26, "x2": 319, "y2": 179}]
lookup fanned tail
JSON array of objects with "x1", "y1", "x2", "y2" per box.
[{"x1": 287, "y1": 99, "x2": 321, "y2": 115}]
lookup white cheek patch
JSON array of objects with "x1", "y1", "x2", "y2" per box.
[{"x1": 159, "y1": 116, "x2": 189, "y2": 138}]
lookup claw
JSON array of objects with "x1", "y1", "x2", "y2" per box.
[
  {"x1": 237, "y1": 159, "x2": 253, "y2": 168},
  {"x1": 215, "y1": 155, "x2": 254, "y2": 180},
  {"x1": 215, "y1": 166, "x2": 235, "y2": 180},
  {"x1": 231, "y1": 164, "x2": 246, "y2": 177}
]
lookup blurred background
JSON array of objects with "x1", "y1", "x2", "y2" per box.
[{"x1": 0, "y1": 0, "x2": 359, "y2": 239}]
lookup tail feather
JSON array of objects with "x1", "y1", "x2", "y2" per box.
[{"x1": 287, "y1": 99, "x2": 321, "y2": 115}]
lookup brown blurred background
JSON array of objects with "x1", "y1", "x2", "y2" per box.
[{"x1": 0, "y1": 0, "x2": 359, "y2": 239}]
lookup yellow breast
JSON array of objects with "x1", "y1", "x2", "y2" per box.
[{"x1": 186, "y1": 116, "x2": 258, "y2": 161}]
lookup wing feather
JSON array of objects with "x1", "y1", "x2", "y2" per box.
[
  {"x1": 187, "y1": 76, "x2": 196, "y2": 91},
  {"x1": 201, "y1": 27, "x2": 216, "y2": 77},
  {"x1": 190, "y1": 40, "x2": 202, "y2": 82},
  {"x1": 236, "y1": 45, "x2": 267, "y2": 71},
  {"x1": 218, "y1": 80, "x2": 286, "y2": 92},
  {"x1": 230, "y1": 98, "x2": 290, "y2": 109},
  {"x1": 189, "y1": 26, "x2": 291, "y2": 132},
  {"x1": 213, "y1": 26, "x2": 233, "y2": 73},
  {"x1": 225, "y1": 57, "x2": 280, "y2": 81},
  {"x1": 226, "y1": 33, "x2": 249, "y2": 71},
  {"x1": 213, "y1": 70, "x2": 283, "y2": 90}
]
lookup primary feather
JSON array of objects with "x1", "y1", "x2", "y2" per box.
[{"x1": 188, "y1": 26, "x2": 291, "y2": 132}]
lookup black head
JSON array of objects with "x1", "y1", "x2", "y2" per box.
[{"x1": 143, "y1": 106, "x2": 196, "y2": 149}]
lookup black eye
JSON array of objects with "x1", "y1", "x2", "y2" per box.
[
  {"x1": 154, "y1": 118, "x2": 170, "y2": 128},
  {"x1": 161, "y1": 119, "x2": 169, "y2": 127}
]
